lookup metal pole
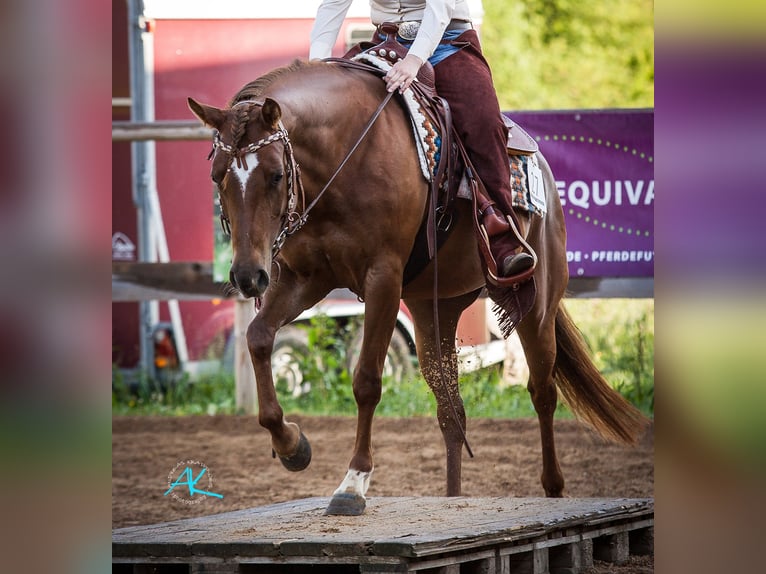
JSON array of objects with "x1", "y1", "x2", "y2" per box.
[
  {"x1": 128, "y1": 0, "x2": 190, "y2": 375},
  {"x1": 128, "y1": 0, "x2": 158, "y2": 376},
  {"x1": 112, "y1": 120, "x2": 212, "y2": 141},
  {"x1": 234, "y1": 298, "x2": 257, "y2": 414}
]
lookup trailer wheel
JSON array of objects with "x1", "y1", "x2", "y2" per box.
[
  {"x1": 272, "y1": 326, "x2": 313, "y2": 397},
  {"x1": 222, "y1": 325, "x2": 313, "y2": 397}
]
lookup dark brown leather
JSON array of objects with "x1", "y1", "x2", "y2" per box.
[
  {"x1": 477, "y1": 201, "x2": 511, "y2": 237},
  {"x1": 471, "y1": 182, "x2": 536, "y2": 288},
  {"x1": 502, "y1": 115, "x2": 538, "y2": 155},
  {"x1": 343, "y1": 25, "x2": 437, "y2": 96}
]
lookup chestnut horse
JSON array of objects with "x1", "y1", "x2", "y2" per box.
[{"x1": 188, "y1": 59, "x2": 647, "y2": 516}]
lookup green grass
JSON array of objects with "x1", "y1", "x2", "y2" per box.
[
  {"x1": 113, "y1": 299, "x2": 654, "y2": 419},
  {"x1": 564, "y1": 298, "x2": 654, "y2": 414},
  {"x1": 112, "y1": 369, "x2": 236, "y2": 416}
]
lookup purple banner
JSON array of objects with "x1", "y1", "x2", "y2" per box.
[{"x1": 509, "y1": 110, "x2": 654, "y2": 278}]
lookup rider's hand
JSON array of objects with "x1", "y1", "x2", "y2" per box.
[{"x1": 385, "y1": 54, "x2": 423, "y2": 93}]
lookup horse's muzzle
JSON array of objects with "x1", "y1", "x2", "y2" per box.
[{"x1": 230, "y1": 266, "x2": 270, "y2": 299}]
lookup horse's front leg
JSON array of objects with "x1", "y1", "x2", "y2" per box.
[
  {"x1": 247, "y1": 315, "x2": 313, "y2": 470},
  {"x1": 325, "y1": 276, "x2": 402, "y2": 516},
  {"x1": 247, "y1": 272, "x2": 328, "y2": 472}
]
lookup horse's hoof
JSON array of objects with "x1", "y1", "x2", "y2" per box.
[
  {"x1": 324, "y1": 493, "x2": 366, "y2": 516},
  {"x1": 277, "y1": 432, "x2": 312, "y2": 472}
]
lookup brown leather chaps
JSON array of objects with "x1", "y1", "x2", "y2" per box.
[{"x1": 433, "y1": 30, "x2": 525, "y2": 260}]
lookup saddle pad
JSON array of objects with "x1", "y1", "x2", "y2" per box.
[
  {"x1": 510, "y1": 153, "x2": 547, "y2": 216},
  {"x1": 456, "y1": 153, "x2": 547, "y2": 216},
  {"x1": 352, "y1": 52, "x2": 438, "y2": 181}
]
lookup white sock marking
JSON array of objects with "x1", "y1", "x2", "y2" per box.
[{"x1": 333, "y1": 468, "x2": 374, "y2": 498}]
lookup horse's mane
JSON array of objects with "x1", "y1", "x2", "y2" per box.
[
  {"x1": 224, "y1": 59, "x2": 322, "y2": 147},
  {"x1": 229, "y1": 59, "x2": 319, "y2": 107}
]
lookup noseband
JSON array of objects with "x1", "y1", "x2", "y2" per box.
[{"x1": 210, "y1": 102, "x2": 305, "y2": 258}]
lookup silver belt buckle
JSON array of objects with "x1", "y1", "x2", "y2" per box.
[{"x1": 397, "y1": 21, "x2": 420, "y2": 41}]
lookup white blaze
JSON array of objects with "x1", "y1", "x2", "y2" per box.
[{"x1": 230, "y1": 153, "x2": 259, "y2": 197}]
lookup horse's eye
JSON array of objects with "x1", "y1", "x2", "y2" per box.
[
  {"x1": 211, "y1": 168, "x2": 226, "y2": 186},
  {"x1": 271, "y1": 171, "x2": 284, "y2": 186}
]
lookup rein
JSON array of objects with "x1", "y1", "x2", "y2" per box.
[{"x1": 276, "y1": 89, "x2": 396, "y2": 250}]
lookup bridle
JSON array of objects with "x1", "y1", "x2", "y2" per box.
[
  {"x1": 209, "y1": 92, "x2": 395, "y2": 259},
  {"x1": 209, "y1": 104, "x2": 305, "y2": 258}
]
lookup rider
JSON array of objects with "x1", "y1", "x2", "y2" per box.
[{"x1": 309, "y1": 0, "x2": 534, "y2": 278}]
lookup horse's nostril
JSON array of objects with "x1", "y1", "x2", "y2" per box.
[
  {"x1": 255, "y1": 270, "x2": 270, "y2": 293},
  {"x1": 230, "y1": 266, "x2": 269, "y2": 298}
]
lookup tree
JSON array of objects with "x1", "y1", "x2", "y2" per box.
[{"x1": 481, "y1": 0, "x2": 654, "y2": 110}]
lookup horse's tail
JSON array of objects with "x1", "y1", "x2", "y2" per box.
[{"x1": 553, "y1": 304, "x2": 649, "y2": 445}]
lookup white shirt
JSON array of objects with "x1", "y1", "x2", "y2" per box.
[{"x1": 310, "y1": 1, "x2": 472, "y2": 63}]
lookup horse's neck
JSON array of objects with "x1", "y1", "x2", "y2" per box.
[{"x1": 278, "y1": 71, "x2": 384, "y2": 178}]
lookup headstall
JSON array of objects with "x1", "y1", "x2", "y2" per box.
[{"x1": 209, "y1": 104, "x2": 305, "y2": 258}]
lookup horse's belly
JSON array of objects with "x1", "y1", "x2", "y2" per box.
[{"x1": 401, "y1": 208, "x2": 484, "y2": 299}]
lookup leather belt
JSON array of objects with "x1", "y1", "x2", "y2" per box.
[{"x1": 395, "y1": 19, "x2": 472, "y2": 41}]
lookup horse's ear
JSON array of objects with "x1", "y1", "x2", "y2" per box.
[
  {"x1": 261, "y1": 98, "x2": 282, "y2": 131},
  {"x1": 188, "y1": 97, "x2": 225, "y2": 130}
]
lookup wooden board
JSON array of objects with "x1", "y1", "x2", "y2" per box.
[
  {"x1": 113, "y1": 496, "x2": 653, "y2": 572},
  {"x1": 111, "y1": 261, "x2": 230, "y2": 301}
]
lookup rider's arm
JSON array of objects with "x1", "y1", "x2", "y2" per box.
[
  {"x1": 309, "y1": 0, "x2": 355, "y2": 60},
  {"x1": 385, "y1": 1, "x2": 457, "y2": 93},
  {"x1": 409, "y1": 0, "x2": 458, "y2": 64}
]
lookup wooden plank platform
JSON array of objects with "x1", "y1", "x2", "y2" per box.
[{"x1": 113, "y1": 497, "x2": 653, "y2": 573}]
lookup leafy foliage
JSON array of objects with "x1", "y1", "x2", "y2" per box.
[
  {"x1": 112, "y1": 369, "x2": 236, "y2": 416},
  {"x1": 481, "y1": 0, "x2": 654, "y2": 110},
  {"x1": 564, "y1": 299, "x2": 654, "y2": 414},
  {"x1": 275, "y1": 314, "x2": 357, "y2": 414},
  {"x1": 114, "y1": 300, "x2": 653, "y2": 419}
]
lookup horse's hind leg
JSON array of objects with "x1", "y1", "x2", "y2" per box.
[
  {"x1": 511, "y1": 150, "x2": 569, "y2": 497},
  {"x1": 405, "y1": 290, "x2": 481, "y2": 496},
  {"x1": 517, "y1": 298, "x2": 566, "y2": 497}
]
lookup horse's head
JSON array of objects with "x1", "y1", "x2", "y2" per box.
[{"x1": 188, "y1": 97, "x2": 297, "y2": 299}]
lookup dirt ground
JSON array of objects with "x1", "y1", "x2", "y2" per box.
[{"x1": 113, "y1": 415, "x2": 654, "y2": 572}]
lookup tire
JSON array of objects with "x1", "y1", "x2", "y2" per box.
[
  {"x1": 223, "y1": 325, "x2": 314, "y2": 397},
  {"x1": 347, "y1": 326, "x2": 416, "y2": 384},
  {"x1": 271, "y1": 326, "x2": 313, "y2": 397}
]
